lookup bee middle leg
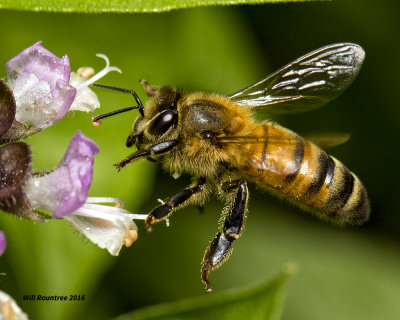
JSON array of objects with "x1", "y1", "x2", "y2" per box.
[
  {"x1": 145, "y1": 177, "x2": 207, "y2": 232},
  {"x1": 201, "y1": 180, "x2": 248, "y2": 292}
]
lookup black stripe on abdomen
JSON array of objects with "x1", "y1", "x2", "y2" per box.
[
  {"x1": 325, "y1": 156, "x2": 336, "y2": 188},
  {"x1": 260, "y1": 125, "x2": 269, "y2": 164},
  {"x1": 327, "y1": 165, "x2": 355, "y2": 213},
  {"x1": 352, "y1": 185, "x2": 368, "y2": 216},
  {"x1": 303, "y1": 151, "x2": 329, "y2": 200},
  {"x1": 284, "y1": 137, "x2": 305, "y2": 183}
]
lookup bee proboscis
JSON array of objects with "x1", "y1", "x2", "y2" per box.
[{"x1": 93, "y1": 43, "x2": 370, "y2": 292}]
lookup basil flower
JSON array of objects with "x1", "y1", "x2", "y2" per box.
[
  {"x1": 21, "y1": 131, "x2": 146, "y2": 255},
  {"x1": 0, "y1": 130, "x2": 146, "y2": 254},
  {"x1": 1, "y1": 42, "x2": 120, "y2": 141}
]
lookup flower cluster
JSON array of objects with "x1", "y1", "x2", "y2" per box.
[
  {"x1": 0, "y1": 41, "x2": 121, "y2": 142},
  {"x1": 0, "y1": 42, "x2": 146, "y2": 256}
]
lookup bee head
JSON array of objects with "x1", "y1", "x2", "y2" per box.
[{"x1": 127, "y1": 86, "x2": 181, "y2": 149}]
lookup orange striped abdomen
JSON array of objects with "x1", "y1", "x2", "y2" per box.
[{"x1": 236, "y1": 123, "x2": 370, "y2": 225}]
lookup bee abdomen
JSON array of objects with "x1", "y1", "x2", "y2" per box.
[
  {"x1": 238, "y1": 124, "x2": 370, "y2": 225},
  {"x1": 289, "y1": 142, "x2": 370, "y2": 225},
  {"x1": 320, "y1": 156, "x2": 370, "y2": 225}
]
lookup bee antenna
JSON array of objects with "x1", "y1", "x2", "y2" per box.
[
  {"x1": 91, "y1": 83, "x2": 145, "y2": 118},
  {"x1": 92, "y1": 106, "x2": 140, "y2": 122}
]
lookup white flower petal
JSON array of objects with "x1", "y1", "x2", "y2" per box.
[
  {"x1": 69, "y1": 54, "x2": 121, "y2": 114},
  {"x1": 69, "y1": 72, "x2": 100, "y2": 113},
  {"x1": 0, "y1": 290, "x2": 28, "y2": 320},
  {"x1": 64, "y1": 199, "x2": 146, "y2": 256}
]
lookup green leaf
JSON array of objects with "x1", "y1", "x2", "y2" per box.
[
  {"x1": 114, "y1": 264, "x2": 296, "y2": 320},
  {"x1": 0, "y1": 0, "x2": 320, "y2": 13}
]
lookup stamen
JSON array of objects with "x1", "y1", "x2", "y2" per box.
[
  {"x1": 75, "y1": 54, "x2": 121, "y2": 91},
  {"x1": 77, "y1": 67, "x2": 95, "y2": 79},
  {"x1": 80, "y1": 203, "x2": 148, "y2": 220},
  {"x1": 86, "y1": 196, "x2": 125, "y2": 207}
]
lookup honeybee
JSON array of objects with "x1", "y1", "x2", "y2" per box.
[{"x1": 93, "y1": 43, "x2": 370, "y2": 292}]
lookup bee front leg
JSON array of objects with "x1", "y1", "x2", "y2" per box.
[
  {"x1": 115, "y1": 140, "x2": 178, "y2": 170},
  {"x1": 145, "y1": 177, "x2": 207, "y2": 232},
  {"x1": 201, "y1": 180, "x2": 248, "y2": 292}
]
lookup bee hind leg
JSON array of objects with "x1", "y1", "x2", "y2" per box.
[
  {"x1": 145, "y1": 177, "x2": 207, "y2": 232},
  {"x1": 201, "y1": 180, "x2": 248, "y2": 292}
]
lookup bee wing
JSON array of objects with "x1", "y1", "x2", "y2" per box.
[
  {"x1": 217, "y1": 132, "x2": 351, "y2": 150},
  {"x1": 302, "y1": 132, "x2": 351, "y2": 149},
  {"x1": 228, "y1": 43, "x2": 365, "y2": 114},
  {"x1": 217, "y1": 135, "x2": 298, "y2": 174}
]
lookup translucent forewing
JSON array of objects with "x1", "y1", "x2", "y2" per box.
[
  {"x1": 216, "y1": 132, "x2": 351, "y2": 151},
  {"x1": 229, "y1": 43, "x2": 365, "y2": 115}
]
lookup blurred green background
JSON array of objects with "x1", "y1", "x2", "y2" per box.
[{"x1": 0, "y1": 0, "x2": 400, "y2": 319}]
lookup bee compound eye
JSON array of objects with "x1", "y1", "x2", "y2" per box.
[{"x1": 148, "y1": 110, "x2": 178, "y2": 137}]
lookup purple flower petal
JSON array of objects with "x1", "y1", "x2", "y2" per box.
[
  {"x1": 23, "y1": 131, "x2": 99, "y2": 218},
  {"x1": 6, "y1": 41, "x2": 76, "y2": 128},
  {"x1": 52, "y1": 81, "x2": 78, "y2": 123},
  {"x1": 0, "y1": 231, "x2": 6, "y2": 256},
  {"x1": 6, "y1": 41, "x2": 70, "y2": 90},
  {"x1": 53, "y1": 131, "x2": 99, "y2": 217}
]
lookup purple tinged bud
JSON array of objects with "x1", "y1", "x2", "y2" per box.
[
  {"x1": 0, "y1": 231, "x2": 6, "y2": 256},
  {"x1": 0, "y1": 142, "x2": 41, "y2": 220},
  {"x1": 0, "y1": 142, "x2": 32, "y2": 198}
]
